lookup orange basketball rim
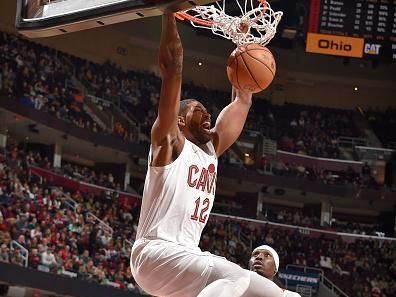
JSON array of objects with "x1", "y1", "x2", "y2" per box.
[{"x1": 174, "y1": 0, "x2": 283, "y2": 47}]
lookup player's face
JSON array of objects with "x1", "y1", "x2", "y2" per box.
[
  {"x1": 183, "y1": 101, "x2": 212, "y2": 144},
  {"x1": 249, "y1": 249, "x2": 277, "y2": 280}
]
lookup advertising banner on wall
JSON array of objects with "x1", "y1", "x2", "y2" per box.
[{"x1": 278, "y1": 269, "x2": 321, "y2": 288}]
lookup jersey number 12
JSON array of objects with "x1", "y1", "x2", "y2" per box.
[{"x1": 191, "y1": 197, "x2": 210, "y2": 223}]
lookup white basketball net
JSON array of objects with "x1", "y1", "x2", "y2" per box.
[{"x1": 177, "y1": 0, "x2": 283, "y2": 46}]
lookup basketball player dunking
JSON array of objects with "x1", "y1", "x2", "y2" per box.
[{"x1": 130, "y1": 14, "x2": 283, "y2": 297}]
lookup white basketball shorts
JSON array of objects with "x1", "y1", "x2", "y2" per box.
[{"x1": 130, "y1": 238, "x2": 250, "y2": 297}]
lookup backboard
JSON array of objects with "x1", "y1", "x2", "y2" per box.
[{"x1": 15, "y1": 0, "x2": 215, "y2": 38}]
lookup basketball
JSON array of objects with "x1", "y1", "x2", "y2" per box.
[{"x1": 227, "y1": 43, "x2": 276, "y2": 93}]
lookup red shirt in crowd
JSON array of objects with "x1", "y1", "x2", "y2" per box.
[
  {"x1": 58, "y1": 247, "x2": 71, "y2": 261},
  {"x1": 0, "y1": 220, "x2": 8, "y2": 231}
]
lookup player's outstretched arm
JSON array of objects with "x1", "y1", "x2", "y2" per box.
[
  {"x1": 151, "y1": 13, "x2": 184, "y2": 165},
  {"x1": 211, "y1": 86, "x2": 252, "y2": 156}
]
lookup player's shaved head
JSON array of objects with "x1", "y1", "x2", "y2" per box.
[{"x1": 179, "y1": 99, "x2": 197, "y2": 115}]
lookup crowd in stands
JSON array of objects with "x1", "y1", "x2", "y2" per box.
[
  {"x1": 0, "y1": 147, "x2": 142, "y2": 292},
  {"x1": 2, "y1": 30, "x2": 394, "y2": 192},
  {"x1": 1, "y1": 145, "x2": 395, "y2": 297},
  {"x1": 13, "y1": 139, "x2": 390, "y2": 235},
  {"x1": 17, "y1": 144, "x2": 122, "y2": 191},
  {"x1": 2, "y1": 31, "x2": 395, "y2": 164},
  {"x1": 61, "y1": 162, "x2": 122, "y2": 191},
  {"x1": 203, "y1": 215, "x2": 396, "y2": 297},
  {"x1": 274, "y1": 103, "x2": 361, "y2": 159},
  {"x1": 19, "y1": 141, "x2": 384, "y2": 238},
  {"x1": 213, "y1": 193, "x2": 386, "y2": 237},
  {"x1": 0, "y1": 32, "x2": 143, "y2": 142},
  {"x1": 265, "y1": 159, "x2": 380, "y2": 189},
  {"x1": 77, "y1": 60, "x2": 159, "y2": 141},
  {"x1": 249, "y1": 223, "x2": 396, "y2": 297},
  {"x1": 0, "y1": 30, "x2": 365, "y2": 161},
  {"x1": 0, "y1": 33, "x2": 105, "y2": 135},
  {"x1": 1, "y1": 30, "x2": 396, "y2": 297},
  {"x1": 77, "y1": 56, "x2": 364, "y2": 160},
  {"x1": 260, "y1": 207, "x2": 321, "y2": 229},
  {"x1": 259, "y1": 206, "x2": 384, "y2": 237},
  {"x1": 0, "y1": 26, "x2": 380, "y2": 190}
]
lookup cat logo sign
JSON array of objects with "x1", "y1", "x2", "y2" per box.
[
  {"x1": 364, "y1": 43, "x2": 381, "y2": 55},
  {"x1": 306, "y1": 33, "x2": 364, "y2": 58}
]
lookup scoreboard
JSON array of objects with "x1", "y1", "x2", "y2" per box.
[{"x1": 307, "y1": 0, "x2": 396, "y2": 61}]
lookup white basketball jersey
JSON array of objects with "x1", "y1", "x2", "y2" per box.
[{"x1": 136, "y1": 139, "x2": 218, "y2": 248}]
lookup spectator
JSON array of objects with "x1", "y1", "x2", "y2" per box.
[
  {"x1": 30, "y1": 225, "x2": 42, "y2": 239},
  {"x1": 29, "y1": 248, "x2": 41, "y2": 268},
  {"x1": 10, "y1": 247, "x2": 24, "y2": 266},
  {"x1": 41, "y1": 246, "x2": 58, "y2": 271},
  {"x1": 0, "y1": 243, "x2": 9, "y2": 262},
  {"x1": 0, "y1": 217, "x2": 7, "y2": 231}
]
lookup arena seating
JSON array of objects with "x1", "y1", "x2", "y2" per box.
[
  {"x1": 1, "y1": 145, "x2": 395, "y2": 297},
  {"x1": 1, "y1": 32, "x2": 377, "y2": 160},
  {"x1": 1, "y1": 30, "x2": 396, "y2": 297}
]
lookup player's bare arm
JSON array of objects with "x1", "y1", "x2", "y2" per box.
[
  {"x1": 211, "y1": 86, "x2": 252, "y2": 156},
  {"x1": 151, "y1": 13, "x2": 184, "y2": 166}
]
